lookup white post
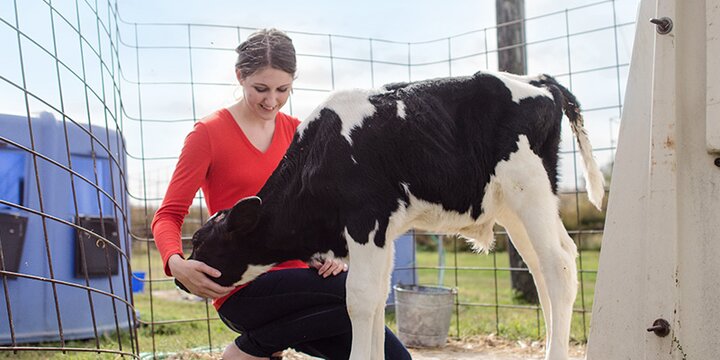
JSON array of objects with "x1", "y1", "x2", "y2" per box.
[
  {"x1": 708, "y1": 0, "x2": 720, "y2": 153},
  {"x1": 586, "y1": 0, "x2": 720, "y2": 359}
]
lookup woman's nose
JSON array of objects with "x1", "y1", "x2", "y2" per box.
[
  {"x1": 267, "y1": 91, "x2": 283, "y2": 104},
  {"x1": 264, "y1": 98, "x2": 277, "y2": 107}
]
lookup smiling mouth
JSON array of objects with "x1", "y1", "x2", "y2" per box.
[{"x1": 260, "y1": 104, "x2": 277, "y2": 111}]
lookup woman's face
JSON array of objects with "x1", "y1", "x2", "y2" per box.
[{"x1": 238, "y1": 67, "x2": 294, "y2": 122}]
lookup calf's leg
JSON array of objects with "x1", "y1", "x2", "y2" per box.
[
  {"x1": 494, "y1": 138, "x2": 577, "y2": 360},
  {"x1": 496, "y1": 211, "x2": 554, "y2": 346},
  {"x1": 511, "y1": 208, "x2": 576, "y2": 360},
  {"x1": 345, "y1": 233, "x2": 396, "y2": 360}
]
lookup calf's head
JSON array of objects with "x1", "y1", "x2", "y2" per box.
[{"x1": 175, "y1": 196, "x2": 271, "y2": 292}]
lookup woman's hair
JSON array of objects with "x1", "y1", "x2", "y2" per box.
[{"x1": 235, "y1": 28, "x2": 297, "y2": 79}]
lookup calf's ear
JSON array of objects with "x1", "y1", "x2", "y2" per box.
[{"x1": 226, "y1": 196, "x2": 262, "y2": 233}]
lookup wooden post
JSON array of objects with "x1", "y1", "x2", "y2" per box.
[
  {"x1": 496, "y1": 0, "x2": 538, "y2": 304},
  {"x1": 496, "y1": 0, "x2": 527, "y2": 74}
]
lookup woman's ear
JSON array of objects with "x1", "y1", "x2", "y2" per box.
[
  {"x1": 225, "y1": 196, "x2": 262, "y2": 233},
  {"x1": 235, "y1": 68, "x2": 244, "y2": 83}
]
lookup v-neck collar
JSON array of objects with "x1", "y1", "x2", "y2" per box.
[{"x1": 223, "y1": 108, "x2": 279, "y2": 156}]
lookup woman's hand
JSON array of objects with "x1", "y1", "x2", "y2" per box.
[
  {"x1": 310, "y1": 257, "x2": 348, "y2": 278},
  {"x1": 168, "y1": 254, "x2": 235, "y2": 299}
]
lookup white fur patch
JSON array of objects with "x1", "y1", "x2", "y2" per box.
[
  {"x1": 400, "y1": 182, "x2": 410, "y2": 195},
  {"x1": 233, "y1": 264, "x2": 275, "y2": 286},
  {"x1": 386, "y1": 183, "x2": 500, "y2": 253},
  {"x1": 488, "y1": 71, "x2": 552, "y2": 104},
  {"x1": 297, "y1": 89, "x2": 380, "y2": 145},
  {"x1": 390, "y1": 194, "x2": 476, "y2": 235},
  {"x1": 495, "y1": 135, "x2": 554, "y2": 192},
  {"x1": 396, "y1": 100, "x2": 406, "y2": 118},
  {"x1": 492, "y1": 135, "x2": 559, "y2": 222},
  {"x1": 311, "y1": 250, "x2": 343, "y2": 263}
]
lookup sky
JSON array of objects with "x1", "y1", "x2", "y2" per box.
[
  {"x1": 0, "y1": 0, "x2": 641, "y2": 202},
  {"x1": 116, "y1": 0, "x2": 638, "y2": 43}
]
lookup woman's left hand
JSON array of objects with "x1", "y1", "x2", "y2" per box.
[{"x1": 310, "y1": 257, "x2": 348, "y2": 278}]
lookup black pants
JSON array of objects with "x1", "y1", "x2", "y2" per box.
[{"x1": 217, "y1": 268, "x2": 411, "y2": 360}]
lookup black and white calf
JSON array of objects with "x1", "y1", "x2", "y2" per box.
[{"x1": 182, "y1": 71, "x2": 604, "y2": 360}]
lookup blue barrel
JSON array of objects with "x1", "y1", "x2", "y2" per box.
[
  {"x1": 387, "y1": 232, "x2": 417, "y2": 305},
  {"x1": 0, "y1": 112, "x2": 132, "y2": 344}
]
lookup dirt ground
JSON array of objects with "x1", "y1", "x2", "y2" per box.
[
  {"x1": 404, "y1": 335, "x2": 585, "y2": 360},
  {"x1": 168, "y1": 335, "x2": 585, "y2": 359}
]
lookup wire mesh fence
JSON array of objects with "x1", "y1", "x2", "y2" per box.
[
  {"x1": 0, "y1": 0, "x2": 637, "y2": 358},
  {"x1": 0, "y1": 0, "x2": 137, "y2": 357}
]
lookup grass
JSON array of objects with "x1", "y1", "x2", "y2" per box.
[{"x1": 1, "y1": 246, "x2": 599, "y2": 358}]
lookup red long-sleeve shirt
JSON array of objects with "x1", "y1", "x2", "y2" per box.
[{"x1": 151, "y1": 108, "x2": 308, "y2": 309}]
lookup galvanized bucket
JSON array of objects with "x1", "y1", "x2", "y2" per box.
[{"x1": 393, "y1": 284, "x2": 456, "y2": 347}]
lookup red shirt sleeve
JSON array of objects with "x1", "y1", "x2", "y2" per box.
[{"x1": 151, "y1": 122, "x2": 212, "y2": 276}]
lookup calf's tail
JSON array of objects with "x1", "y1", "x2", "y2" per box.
[{"x1": 539, "y1": 74, "x2": 605, "y2": 210}]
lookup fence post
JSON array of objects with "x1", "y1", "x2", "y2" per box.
[{"x1": 495, "y1": 0, "x2": 539, "y2": 304}]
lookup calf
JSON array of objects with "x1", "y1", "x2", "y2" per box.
[{"x1": 182, "y1": 71, "x2": 604, "y2": 360}]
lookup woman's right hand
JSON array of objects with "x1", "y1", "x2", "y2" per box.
[{"x1": 167, "y1": 254, "x2": 236, "y2": 299}]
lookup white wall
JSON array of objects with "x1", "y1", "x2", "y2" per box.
[{"x1": 587, "y1": 0, "x2": 720, "y2": 359}]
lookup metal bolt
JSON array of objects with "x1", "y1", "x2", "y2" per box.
[
  {"x1": 715, "y1": 158, "x2": 720, "y2": 168},
  {"x1": 647, "y1": 318, "x2": 671, "y2": 337},
  {"x1": 650, "y1": 17, "x2": 673, "y2": 35}
]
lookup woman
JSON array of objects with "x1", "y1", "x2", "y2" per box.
[{"x1": 151, "y1": 28, "x2": 411, "y2": 360}]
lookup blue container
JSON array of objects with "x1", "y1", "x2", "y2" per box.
[
  {"x1": 387, "y1": 232, "x2": 417, "y2": 305},
  {"x1": 0, "y1": 112, "x2": 132, "y2": 344},
  {"x1": 131, "y1": 271, "x2": 146, "y2": 293}
]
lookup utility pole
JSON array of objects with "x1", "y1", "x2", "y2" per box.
[{"x1": 495, "y1": 0, "x2": 538, "y2": 304}]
